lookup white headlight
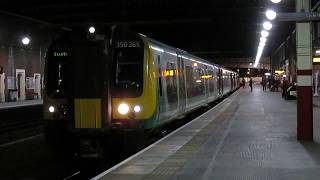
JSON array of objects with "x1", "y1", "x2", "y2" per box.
[
  {"x1": 134, "y1": 105, "x2": 141, "y2": 113},
  {"x1": 89, "y1": 26, "x2": 95, "y2": 34},
  {"x1": 49, "y1": 106, "x2": 55, "y2": 113},
  {"x1": 118, "y1": 103, "x2": 129, "y2": 115}
]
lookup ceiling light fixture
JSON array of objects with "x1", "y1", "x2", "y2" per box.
[
  {"x1": 261, "y1": 30, "x2": 269, "y2": 38},
  {"x1": 263, "y1": 21, "x2": 273, "y2": 30},
  {"x1": 266, "y1": 9, "x2": 277, "y2": 20},
  {"x1": 270, "y1": 0, "x2": 281, "y2": 3},
  {"x1": 22, "y1": 37, "x2": 30, "y2": 45}
]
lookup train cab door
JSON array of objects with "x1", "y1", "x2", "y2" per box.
[
  {"x1": 156, "y1": 54, "x2": 165, "y2": 121},
  {"x1": 177, "y1": 55, "x2": 186, "y2": 114}
]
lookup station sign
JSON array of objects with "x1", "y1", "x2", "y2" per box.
[
  {"x1": 277, "y1": 12, "x2": 320, "y2": 22},
  {"x1": 275, "y1": 69, "x2": 285, "y2": 74}
]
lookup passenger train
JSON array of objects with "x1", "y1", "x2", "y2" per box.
[{"x1": 43, "y1": 27, "x2": 239, "y2": 155}]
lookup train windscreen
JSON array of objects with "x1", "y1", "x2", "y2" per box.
[
  {"x1": 45, "y1": 40, "x2": 107, "y2": 98},
  {"x1": 112, "y1": 28, "x2": 144, "y2": 97},
  {"x1": 46, "y1": 48, "x2": 70, "y2": 98}
]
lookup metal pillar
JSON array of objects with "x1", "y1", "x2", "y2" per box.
[{"x1": 296, "y1": 0, "x2": 313, "y2": 140}]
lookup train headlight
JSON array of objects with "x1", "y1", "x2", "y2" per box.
[
  {"x1": 49, "y1": 106, "x2": 55, "y2": 113},
  {"x1": 118, "y1": 103, "x2": 129, "y2": 115},
  {"x1": 133, "y1": 105, "x2": 141, "y2": 113}
]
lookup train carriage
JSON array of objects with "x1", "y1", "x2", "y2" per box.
[{"x1": 43, "y1": 27, "x2": 239, "y2": 155}]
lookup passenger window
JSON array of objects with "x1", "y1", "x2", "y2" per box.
[
  {"x1": 185, "y1": 66, "x2": 193, "y2": 97},
  {"x1": 208, "y1": 70, "x2": 214, "y2": 92},
  {"x1": 165, "y1": 62, "x2": 177, "y2": 103}
]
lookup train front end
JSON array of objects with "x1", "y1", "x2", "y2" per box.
[
  {"x1": 43, "y1": 34, "x2": 111, "y2": 156},
  {"x1": 43, "y1": 28, "x2": 158, "y2": 156},
  {"x1": 110, "y1": 28, "x2": 157, "y2": 132}
]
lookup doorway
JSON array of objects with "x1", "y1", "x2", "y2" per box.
[
  {"x1": 0, "y1": 73, "x2": 5, "y2": 102},
  {"x1": 16, "y1": 69, "x2": 26, "y2": 101},
  {"x1": 34, "y1": 73, "x2": 41, "y2": 99}
]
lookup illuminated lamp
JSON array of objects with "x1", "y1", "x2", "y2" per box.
[
  {"x1": 263, "y1": 21, "x2": 272, "y2": 31},
  {"x1": 313, "y1": 57, "x2": 320, "y2": 63},
  {"x1": 260, "y1": 37, "x2": 267, "y2": 43},
  {"x1": 270, "y1": 0, "x2": 281, "y2": 3},
  {"x1": 261, "y1": 30, "x2": 269, "y2": 38},
  {"x1": 89, "y1": 26, "x2": 95, "y2": 34},
  {"x1": 275, "y1": 70, "x2": 285, "y2": 74},
  {"x1": 22, "y1": 37, "x2": 30, "y2": 45},
  {"x1": 266, "y1": 10, "x2": 277, "y2": 20}
]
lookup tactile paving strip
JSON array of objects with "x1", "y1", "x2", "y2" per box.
[
  {"x1": 239, "y1": 151, "x2": 271, "y2": 161},
  {"x1": 231, "y1": 174, "x2": 275, "y2": 180}
]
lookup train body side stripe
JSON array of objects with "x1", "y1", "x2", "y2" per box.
[{"x1": 75, "y1": 99, "x2": 101, "y2": 128}]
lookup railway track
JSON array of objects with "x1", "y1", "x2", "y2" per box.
[
  {"x1": 0, "y1": 118, "x2": 43, "y2": 134},
  {"x1": 0, "y1": 92, "x2": 235, "y2": 179},
  {"x1": 0, "y1": 105, "x2": 43, "y2": 145}
]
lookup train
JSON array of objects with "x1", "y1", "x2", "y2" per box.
[{"x1": 43, "y1": 27, "x2": 239, "y2": 156}]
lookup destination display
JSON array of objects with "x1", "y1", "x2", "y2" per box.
[{"x1": 53, "y1": 52, "x2": 68, "y2": 57}]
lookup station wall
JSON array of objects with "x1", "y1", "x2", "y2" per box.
[
  {"x1": 0, "y1": 15, "x2": 62, "y2": 102},
  {"x1": 271, "y1": 30, "x2": 296, "y2": 84}
]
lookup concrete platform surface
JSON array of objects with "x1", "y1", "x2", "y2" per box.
[
  {"x1": 94, "y1": 86, "x2": 320, "y2": 180},
  {"x1": 0, "y1": 100, "x2": 43, "y2": 110}
]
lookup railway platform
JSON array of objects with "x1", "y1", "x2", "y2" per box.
[
  {"x1": 94, "y1": 86, "x2": 320, "y2": 180},
  {"x1": 0, "y1": 100, "x2": 42, "y2": 110}
]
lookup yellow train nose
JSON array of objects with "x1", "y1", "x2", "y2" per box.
[{"x1": 74, "y1": 99, "x2": 102, "y2": 128}]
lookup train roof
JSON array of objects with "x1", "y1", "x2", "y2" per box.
[{"x1": 139, "y1": 33, "x2": 237, "y2": 74}]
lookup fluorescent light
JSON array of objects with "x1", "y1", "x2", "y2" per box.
[
  {"x1": 266, "y1": 9, "x2": 277, "y2": 20},
  {"x1": 316, "y1": 50, "x2": 320, "y2": 54},
  {"x1": 260, "y1": 37, "x2": 267, "y2": 43},
  {"x1": 313, "y1": 57, "x2": 320, "y2": 63},
  {"x1": 261, "y1": 30, "x2": 269, "y2": 38},
  {"x1": 22, "y1": 37, "x2": 30, "y2": 45},
  {"x1": 263, "y1": 21, "x2": 272, "y2": 30},
  {"x1": 254, "y1": 46, "x2": 264, "y2": 67},
  {"x1": 270, "y1": 0, "x2": 281, "y2": 3}
]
